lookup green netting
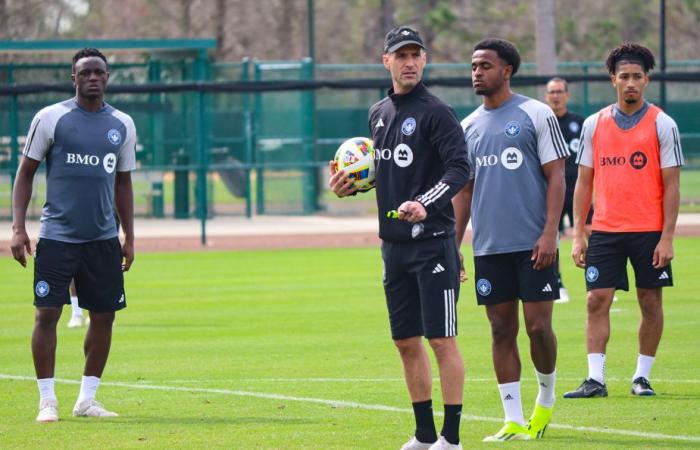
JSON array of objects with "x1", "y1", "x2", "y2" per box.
[
  {"x1": 2, "y1": 57, "x2": 700, "y2": 221},
  {"x1": 0, "y1": 59, "x2": 251, "y2": 220},
  {"x1": 252, "y1": 59, "x2": 317, "y2": 215}
]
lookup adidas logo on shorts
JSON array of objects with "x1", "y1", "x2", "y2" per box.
[
  {"x1": 432, "y1": 263, "x2": 445, "y2": 274},
  {"x1": 658, "y1": 271, "x2": 669, "y2": 280},
  {"x1": 541, "y1": 283, "x2": 553, "y2": 292}
]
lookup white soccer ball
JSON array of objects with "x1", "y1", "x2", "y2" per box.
[{"x1": 334, "y1": 137, "x2": 376, "y2": 192}]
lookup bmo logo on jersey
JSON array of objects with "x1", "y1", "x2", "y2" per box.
[
  {"x1": 476, "y1": 154, "x2": 499, "y2": 167},
  {"x1": 501, "y1": 147, "x2": 523, "y2": 170},
  {"x1": 66, "y1": 153, "x2": 100, "y2": 166},
  {"x1": 393, "y1": 144, "x2": 413, "y2": 167},
  {"x1": 569, "y1": 138, "x2": 581, "y2": 154},
  {"x1": 599, "y1": 156, "x2": 626, "y2": 166},
  {"x1": 66, "y1": 152, "x2": 117, "y2": 174},
  {"x1": 476, "y1": 148, "x2": 523, "y2": 170},
  {"x1": 376, "y1": 144, "x2": 414, "y2": 168},
  {"x1": 103, "y1": 153, "x2": 117, "y2": 173}
]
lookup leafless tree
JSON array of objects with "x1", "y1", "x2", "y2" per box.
[{"x1": 535, "y1": 0, "x2": 557, "y2": 76}]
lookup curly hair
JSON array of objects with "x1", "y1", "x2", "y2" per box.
[
  {"x1": 473, "y1": 38, "x2": 521, "y2": 76},
  {"x1": 605, "y1": 43, "x2": 655, "y2": 74},
  {"x1": 72, "y1": 48, "x2": 108, "y2": 72}
]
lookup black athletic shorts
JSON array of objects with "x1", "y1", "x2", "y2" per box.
[
  {"x1": 33, "y1": 237, "x2": 126, "y2": 312},
  {"x1": 381, "y1": 237, "x2": 461, "y2": 340},
  {"x1": 585, "y1": 231, "x2": 673, "y2": 291},
  {"x1": 474, "y1": 251, "x2": 559, "y2": 305}
]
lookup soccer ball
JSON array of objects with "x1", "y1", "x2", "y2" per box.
[{"x1": 334, "y1": 137, "x2": 376, "y2": 191}]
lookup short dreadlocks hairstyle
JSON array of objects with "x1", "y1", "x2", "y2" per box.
[
  {"x1": 72, "y1": 48, "x2": 108, "y2": 73},
  {"x1": 605, "y1": 43, "x2": 655, "y2": 75},
  {"x1": 474, "y1": 38, "x2": 521, "y2": 76}
]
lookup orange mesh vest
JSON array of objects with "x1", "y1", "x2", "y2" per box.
[{"x1": 591, "y1": 104, "x2": 663, "y2": 232}]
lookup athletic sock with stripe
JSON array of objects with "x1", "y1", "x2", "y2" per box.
[{"x1": 412, "y1": 399, "x2": 438, "y2": 444}]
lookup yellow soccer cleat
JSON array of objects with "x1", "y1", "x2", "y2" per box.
[
  {"x1": 483, "y1": 421, "x2": 531, "y2": 442},
  {"x1": 526, "y1": 404, "x2": 553, "y2": 439}
]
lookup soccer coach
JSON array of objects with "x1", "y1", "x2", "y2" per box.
[{"x1": 329, "y1": 26, "x2": 470, "y2": 450}]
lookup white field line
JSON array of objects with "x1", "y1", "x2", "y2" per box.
[
  {"x1": 2, "y1": 374, "x2": 699, "y2": 443},
  {"x1": 161, "y1": 376, "x2": 700, "y2": 384}
]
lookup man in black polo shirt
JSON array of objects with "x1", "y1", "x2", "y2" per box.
[
  {"x1": 329, "y1": 26, "x2": 470, "y2": 450},
  {"x1": 544, "y1": 77, "x2": 586, "y2": 303}
]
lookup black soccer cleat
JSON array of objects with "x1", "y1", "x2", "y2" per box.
[
  {"x1": 631, "y1": 377, "x2": 656, "y2": 396},
  {"x1": 563, "y1": 378, "x2": 608, "y2": 398}
]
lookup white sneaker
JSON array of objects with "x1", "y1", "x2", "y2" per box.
[
  {"x1": 36, "y1": 398, "x2": 59, "y2": 422},
  {"x1": 400, "y1": 436, "x2": 434, "y2": 450},
  {"x1": 67, "y1": 316, "x2": 84, "y2": 328},
  {"x1": 428, "y1": 436, "x2": 462, "y2": 450},
  {"x1": 72, "y1": 399, "x2": 118, "y2": 417},
  {"x1": 556, "y1": 287, "x2": 570, "y2": 303}
]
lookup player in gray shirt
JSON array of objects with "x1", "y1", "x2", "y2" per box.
[
  {"x1": 453, "y1": 39, "x2": 568, "y2": 441},
  {"x1": 11, "y1": 48, "x2": 135, "y2": 423}
]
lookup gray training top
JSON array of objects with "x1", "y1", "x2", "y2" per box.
[
  {"x1": 461, "y1": 94, "x2": 569, "y2": 256},
  {"x1": 23, "y1": 98, "x2": 137, "y2": 243}
]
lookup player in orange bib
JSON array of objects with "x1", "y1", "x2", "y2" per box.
[{"x1": 564, "y1": 43, "x2": 684, "y2": 399}]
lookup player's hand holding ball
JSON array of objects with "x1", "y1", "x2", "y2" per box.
[
  {"x1": 329, "y1": 137, "x2": 376, "y2": 198},
  {"x1": 328, "y1": 160, "x2": 357, "y2": 198}
]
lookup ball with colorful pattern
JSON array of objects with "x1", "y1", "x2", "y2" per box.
[{"x1": 333, "y1": 137, "x2": 376, "y2": 192}]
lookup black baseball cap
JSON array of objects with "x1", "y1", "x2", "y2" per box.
[{"x1": 384, "y1": 26, "x2": 425, "y2": 54}]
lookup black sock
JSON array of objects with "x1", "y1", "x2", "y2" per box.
[
  {"x1": 412, "y1": 400, "x2": 437, "y2": 443},
  {"x1": 441, "y1": 404, "x2": 462, "y2": 445}
]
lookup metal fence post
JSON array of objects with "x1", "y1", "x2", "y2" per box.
[
  {"x1": 582, "y1": 63, "x2": 590, "y2": 116},
  {"x1": 147, "y1": 59, "x2": 165, "y2": 217},
  {"x1": 194, "y1": 49, "x2": 209, "y2": 245},
  {"x1": 253, "y1": 60, "x2": 265, "y2": 215},
  {"x1": 9, "y1": 64, "x2": 19, "y2": 192},
  {"x1": 241, "y1": 58, "x2": 253, "y2": 218},
  {"x1": 301, "y1": 57, "x2": 318, "y2": 214}
]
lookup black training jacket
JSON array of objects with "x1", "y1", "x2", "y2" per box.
[{"x1": 368, "y1": 81, "x2": 471, "y2": 243}]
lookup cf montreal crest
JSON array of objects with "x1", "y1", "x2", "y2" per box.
[
  {"x1": 586, "y1": 266, "x2": 599, "y2": 283},
  {"x1": 477, "y1": 278, "x2": 492, "y2": 296},
  {"x1": 107, "y1": 129, "x2": 122, "y2": 145},
  {"x1": 504, "y1": 121, "x2": 520, "y2": 137},
  {"x1": 401, "y1": 117, "x2": 416, "y2": 136},
  {"x1": 35, "y1": 280, "x2": 50, "y2": 297}
]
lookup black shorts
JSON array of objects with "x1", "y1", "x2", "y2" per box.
[
  {"x1": 474, "y1": 251, "x2": 558, "y2": 305},
  {"x1": 585, "y1": 231, "x2": 673, "y2": 291},
  {"x1": 381, "y1": 237, "x2": 461, "y2": 340},
  {"x1": 34, "y1": 237, "x2": 126, "y2": 312}
]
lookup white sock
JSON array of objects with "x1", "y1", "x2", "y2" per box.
[
  {"x1": 77, "y1": 376, "x2": 100, "y2": 404},
  {"x1": 587, "y1": 353, "x2": 606, "y2": 384},
  {"x1": 633, "y1": 354, "x2": 655, "y2": 381},
  {"x1": 497, "y1": 381, "x2": 524, "y2": 426},
  {"x1": 37, "y1": 378, "x2": 56, "y2": 402},
  {"x1": 70, "y1": 296, "x2": 83, "y2": 318},
  {"x1": 535, "y1": 369, "x2": 556, "y2": 407}
]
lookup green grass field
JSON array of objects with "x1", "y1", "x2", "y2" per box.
[{"x1": 1, "y1": 239, "x2": 699, "y2": 449}]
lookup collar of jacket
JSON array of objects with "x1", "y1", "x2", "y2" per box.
[{"x1": 388, "y1": 81, "x2": 427, "y2": 104}]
